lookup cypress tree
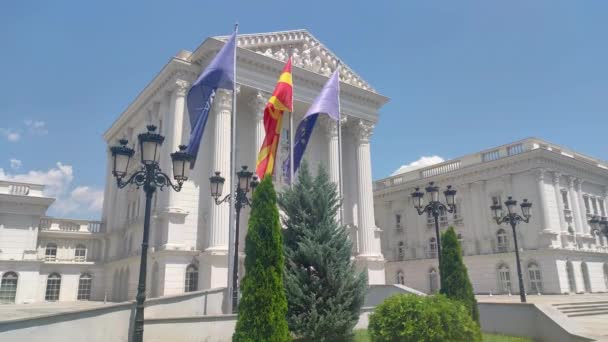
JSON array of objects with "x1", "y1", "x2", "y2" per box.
[
  {"x1": 233, "y1": 177, "x2": 290, "y2": 342},
  {"x1": 439, "y1": 226, "x2": 480, "y2": 323},
  {"x1": 279, "y1": 162, "x2": 367, "y2": 341}
]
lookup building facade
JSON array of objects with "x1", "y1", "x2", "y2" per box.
[
  {"x1": 375, "y1": 138, "x2": 608, "y2": 295},
  {"x1": 0, "y1": 30, "x2": 389, "y2": 305},
  {"x1": 0, "y1": 181, "x2": 105, "y2": 303}
]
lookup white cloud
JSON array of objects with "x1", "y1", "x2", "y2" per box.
[
  {"x1": 391, "y1": 156, "x2": 445, "y2": 176},
  {"x1": 9, "y1": 159, "x2": 22, "y2": 170},
  {"x1": 24, "y1": 119, "x2": 48, "y2": 135},
  {"x1": 0, "y1": 128, "x2": 21, "y2": 142},
  {"x1": 0, "y1": 163, "x2": 103, "y2": 219}
]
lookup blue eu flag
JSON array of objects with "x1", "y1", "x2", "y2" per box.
[{"x1": 186, "y1": 31, "x2": 236, "y2": 167}]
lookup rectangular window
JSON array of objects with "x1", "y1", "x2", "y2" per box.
[
  {"x1": 395, "y1": 214, "x2": 401, "y2": 225},
  {"x1": 583, "y1": 196, "x2": 590, "y2": 214},
  {"x1": 561, "y1": 190, "x2": 570, "y2": 210},
  {"x1": 599, "y1": 199, "x2": 606, "y2": 217}
]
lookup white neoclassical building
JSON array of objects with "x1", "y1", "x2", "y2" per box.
[
  {"x1": 0, "y1": 181, "x2": 105, "y2": 303},
  {"x1": 0, "y1": 30, "x2": 389, "y2": 305},
  {"x1": 375, "y1": 138, "x2": 608, "y2": 295}
]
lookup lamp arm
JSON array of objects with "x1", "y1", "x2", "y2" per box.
[
  {"x1": 153, "y1": 169, "x2": 183, "y2": 192},
  {"x1": 116, "y1": 170, "x2": 146, "y2": 189},
  {"x1": 214, "y1": 194, "x2": 231, "y2": 205},
  {"x1": 415, "y1": 207, "x2": 427, "y2": 216}
]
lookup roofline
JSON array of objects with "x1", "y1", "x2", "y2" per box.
[{"x1": 375, "y1": 137, "x2": 608, "y2": 186}]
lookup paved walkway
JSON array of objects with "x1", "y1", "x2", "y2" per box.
[{"x1": 477, "y1": 294, "x2": 608, "y2": 340}]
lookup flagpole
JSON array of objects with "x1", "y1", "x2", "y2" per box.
[
  {"x1": 227, "y1": 23, "x2": 238, "y2": 314},
  {"x1": 336, "y1": 64, "x2": 345, "y2": 226},
  {"x1": 288, "y1": 46, "x2": 295, "y2": 188}
]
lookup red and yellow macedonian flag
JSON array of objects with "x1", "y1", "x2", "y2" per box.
[{"x1": 256, "y1": 58, "x2": 293, "y2": 180}]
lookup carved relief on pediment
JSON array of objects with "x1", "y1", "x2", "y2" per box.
[{"x1": 217, "y1": 31, "x2": 375, "y2": 92}]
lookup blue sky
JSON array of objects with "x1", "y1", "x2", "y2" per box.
[{"x1": 1, "y1": 1, "x2": 607, "y2": 219}]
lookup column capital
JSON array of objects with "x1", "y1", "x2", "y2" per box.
[
  {"x1": 174, "y1": 79, "x2": 190, "y2": 97},
  {"x1": 567, "y1": 175, "x2": 577, "y2": 189},
  {"x1": 248, "y1": 90, "x2": 268, "y2": 119},
  {"x1": 535, "y1": 168, "x2": 546, "y2": 181},
  {"x1": 575, "y1": 178, "x2": 584, "y2": 190},
  {"x1": 552, "y1": 171, "x2": 562, "y2": 185},
  {"x1": 354, "y1": 119, "x2": 375, "y2": 144},
  {"x1": 215, "y1": 89, "x2": 233, "y2": 112}
]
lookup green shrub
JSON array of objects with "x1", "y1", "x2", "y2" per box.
[
  {"x1": 440, "y1": 227, "x2": 480, "y2": 323},
  {"x1": 368, "y1": 294, "x2": 482, "y2": 342},
  {"x1": 233, "y1": 177, "x2": 290, "y2": 342}
]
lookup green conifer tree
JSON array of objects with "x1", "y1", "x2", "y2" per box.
[
  {"x1": 439, "y1": 226, "x2": 480, "y2": 323},
  {"x1": 233, "y1": 177, "x2": 290, "y2": 342},
  {"x1": 279, "y1": 162, "x2": 367, "y2": 341}
]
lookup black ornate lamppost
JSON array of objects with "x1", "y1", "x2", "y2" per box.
[
  {"x1": 589, "y1": 216, "x2": 608, "y2": 239},
  {"x1": 110, "y1": 125, "x2": 193, "y2": 342},
  {"x1": 209, "y1": 165, "x2": 258, "y2": 313},
  {"x1": 411, "y1": 182, "x2": 457, "y2": 267},
  {"x1": 490, "y1": 196, "x2": 532, "y2": 303}
]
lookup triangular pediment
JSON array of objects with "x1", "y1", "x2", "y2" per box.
[{"x1": 214, "y1": 29, "x2": 376, "y2": 93}]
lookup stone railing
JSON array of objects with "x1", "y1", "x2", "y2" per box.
[
  {"x1": 0, "y1": 180, "x2": 46, "y2": 197},
  {"x1": 374, "y1": 138, "x2": 608, "y2": 192},
  {"x1": 39, "y1": 217, "x2": 103, "y2": 233}
]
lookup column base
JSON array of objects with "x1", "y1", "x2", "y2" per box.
[
  {"x1": 198, "y1": 251, "x2": 229, "y2": 290},
  {"x1": 355, "y1": 255, "x2": 386, "y2": 285}
]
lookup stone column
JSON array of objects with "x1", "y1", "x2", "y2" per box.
[
  {"x1": 165, "y1": 80, "x2": 189, "y2": 213},
  {"x1": 207, "y1": 89, "x2": 233, "y2": 251},
  {"x1": 568, "y1": 176, "x2": 583, "y2": 235},
  {"x1": 536, "y1": 169, "x2": 551, "y2": 232},
  {"x1": 576, "y1": 179, "x2": 589, "y2": 235},
  {"x1": 353, "y1": 119, "x2": 385, "y2": 284},
  {"x1": 249, "y1": 90, "x2": 267, "y2": 165},
  {"x1": 323, "y1": 117, "x2": 340, "y2": 186},
  {"x1": 354, "y1": 120, "x2": 380, "y2": 257},
  {"x1": 552, "y1": 172, "x2": 567, "y2": 233}
]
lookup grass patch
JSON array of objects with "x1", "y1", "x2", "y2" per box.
[
  {"x1": 482, "y1": 333, "x2": 534, "y2": 342},
  {"x1": 354, "y1": 329, "x2": 370, "y2": 342},
  {"x1": 353, "y1": 330, "x2": 533, "y2": 342}
]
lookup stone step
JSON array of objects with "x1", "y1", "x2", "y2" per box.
[
  {"x1": 566, "y1": 310, "x2": 608, "y2": 317},
  {"x1": 553, "y1": 300, "x2": 608, "y2": 307},
  {"x1": 557, "y1": 304, "x2": 608, "y2": 311},
  {"x1": 560, "y1": 306, "x2": 608, "y2": 313}
]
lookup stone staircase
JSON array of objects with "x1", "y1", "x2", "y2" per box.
[{"x1": 553, "y1": 301, "x2": 608, "y2": 317}]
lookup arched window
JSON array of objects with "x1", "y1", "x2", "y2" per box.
[
  {"x1": 528, "y1": 262, "x2": 543, "y2": 294},
  {"x1": 566, "y1": 261, "x2": 576, "y2": 293},
  {"x1": 429, "y1": 268, "x2": 439, "y2": 294},
  {"x1": 75, "y1": 244, "x2": 87, "y2": 262},
  {"x1": 496, "y1": 229, "x2": 508, "y2": 252},
  {"x1": 397, "y1": 241, "x2": 405, "y2": 260},
  {"x1": 45, "y1": 273, "x2": 61, "y2": 301},
  {"x1": 45, "y1": 243, "x2": 57, "y2": 261},
  {"x1": 497, "y1": 264, "x2": 512, "y2": 294},
  {"x1": 185, "y1": 264, "x2": 198, "y2": 293},
  {"x1": 428, "y1": 238, "x2": 437, "y2": 258},
  {"x1": 77, "y1": 273, "x2": 92, "y2": 300},
  {"x1": 581, "y1": 262, "x2": 592, "y2": 293},
  {"x1": 396, "y1": 271, "x2": 405, "y2": 285},
  {"x1": 0, "y1": 272, "x2": 18, "y2": 304}
]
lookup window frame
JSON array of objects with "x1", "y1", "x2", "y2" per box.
[
  {"x1": 45, "y1": 273, "x2": 61, "y2": 301},
  {"x1": 75, "y1": 244, "x2": 87, "y2": 262},
  {"x1": 45, "y1": 243, "x2": 58, "y2": 262},
  {"x1": 0, "y1": 272, "x2": 18, "y2": 304},
  {"x1": 77, "y1": 273, "x2": 92, "y2": 300},
  {"x1": 184, "y1": 264, "x2": 198, "y2": 293}
]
